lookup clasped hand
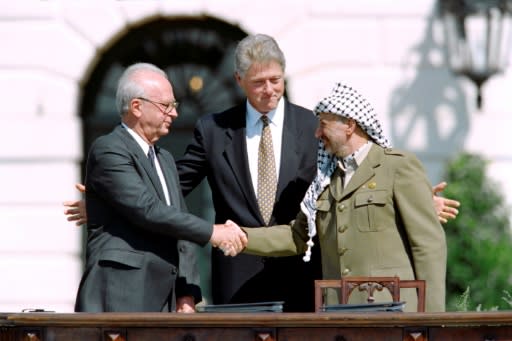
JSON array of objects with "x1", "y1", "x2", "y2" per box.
[{"x1": 210, "y1": 220, "x2": 246, "y2": 257}]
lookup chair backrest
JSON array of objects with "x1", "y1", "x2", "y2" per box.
[{"x1": 314, "y1": 276, "x2": 426, "y2": 312}]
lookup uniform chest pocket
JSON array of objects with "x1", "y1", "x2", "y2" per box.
[{"x1": 353, "y1": 190, "x2": 388, "y2": 232}]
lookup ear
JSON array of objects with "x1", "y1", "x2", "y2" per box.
[
  {"x1": 346, "y1": 118, "x2": 358, "y2": 135},
  {"x1": 234, "y1": 72, "x2": 242, "y2": 86},
  {"x1": 130, "y1": 98, "x2": 143, "y2": 118}
]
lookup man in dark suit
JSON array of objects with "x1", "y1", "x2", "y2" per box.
[
  {"x1": 176, "y1": 34, "x2": 321, "y2": 312},
  {"x1": 75, "y1": 62, "x2": 246, "y2": 312}
]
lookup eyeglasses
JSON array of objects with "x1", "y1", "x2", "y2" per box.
[{"x1": 136, "y1": 97, "x2": 179, "y2": 114}]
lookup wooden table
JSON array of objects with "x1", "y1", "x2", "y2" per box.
[{"x1": 2, "y1": 311, "x2": 512, "y2": 340}]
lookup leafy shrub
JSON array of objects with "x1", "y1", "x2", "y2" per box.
[{"x1": 441, "y1": 153, "x2": 512, "y2": 311}]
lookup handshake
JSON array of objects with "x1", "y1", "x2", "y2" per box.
[{"x1": 210, "y1": 220, "x2": 247, "y2": 257}]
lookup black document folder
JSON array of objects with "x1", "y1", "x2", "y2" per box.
[
  {"x1": 321, "y1": 301, "x2": 405, "y2": 312},
  {"x1": 196, "y1": 301, "x2": 284, "y2": 313}
]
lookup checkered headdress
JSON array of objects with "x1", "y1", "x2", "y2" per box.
[{"x1": 300, "y1": 82, "x2": 391, "y2": 262}]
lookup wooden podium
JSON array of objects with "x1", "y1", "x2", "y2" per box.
[{"x1": 2, "y1": 311, "x2": 512, "y2": 341}]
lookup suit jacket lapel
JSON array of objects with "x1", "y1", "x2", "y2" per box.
[
  {"x1": 115, "y1": 125, "x2": 167, "y2": 203},
  {"x1": 223, "y1": 106, "x2": 263, "y2": 221},
  {"x1": 155, "y1": 146, "x2": 181, "y2": 208},
  {"x1": 277, "y1": 102, "x2": 301, "y2": 198}
]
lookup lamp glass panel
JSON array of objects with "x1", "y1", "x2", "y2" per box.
[
  {"x1": 443, "y1": 13, "x2": 465, "y2": 70},
  {"x1": 500, "y1": 16, "x2": 512, "y2": 67},
  {"x1": 465, "y1": 14, "x2": 488, "y2": 72}
]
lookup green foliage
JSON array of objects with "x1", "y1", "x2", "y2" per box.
[
  {"x1": 455, "y1": 286, "x2": 470, "y2": 312},
  {"x1": 442, "y1": 152, "x2": 512, "y2": 311},
  {"x1": 502, "y1": 290, "x2": 512, "y2": 307}
]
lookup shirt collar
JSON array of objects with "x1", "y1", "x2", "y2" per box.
[
  {"x1": 246, "y1": 97, "x2": 284, "y2": 128},
  {"x1": 339, "y1": 140, "x2": 373, "y2": 172},
  {"x1": 121, "y1": 122, "x2": 151, "y2": 155}
]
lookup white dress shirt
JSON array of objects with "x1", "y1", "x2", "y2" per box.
[
  {"x1": 245, "y1": 98, "x2": 285, "y2": 195},
  {"x1": 122, "y1": 123, "x2": 171, "y2": 205}
]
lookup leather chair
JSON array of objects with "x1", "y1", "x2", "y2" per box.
[{"x1": 314, "y1": 276, "x2": 426, "y2": 312}]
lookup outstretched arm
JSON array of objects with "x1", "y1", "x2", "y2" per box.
[{"x1": 66, "y1": 182, "x2": 460, "y2": 227}]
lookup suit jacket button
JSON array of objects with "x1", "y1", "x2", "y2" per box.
[{"x1": 338, "y1": 225, "x2": 348, "y2": 233}]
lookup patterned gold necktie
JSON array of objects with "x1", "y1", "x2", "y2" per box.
[{"x1": 257, "y1": 115, "x2": 277, "y2": 225}]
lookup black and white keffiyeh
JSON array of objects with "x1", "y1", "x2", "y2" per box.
[{"x1": 300, "y1": 82, "x2": 391, "y2": 262}]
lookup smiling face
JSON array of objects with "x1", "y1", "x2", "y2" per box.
[
  {"x1": 235, "y1": 60, "x2": 285, "y2": 114},
  {"x1": 315, "y1": 112, "x2": 353, "y2": 158}
]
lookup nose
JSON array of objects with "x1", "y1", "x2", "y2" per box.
[
  {"x1": 262, "y1": 80, "x2": 272, "y2": 93},
  {"x1": 168, "y1": 107, "x2": 178, "y2": 119}
]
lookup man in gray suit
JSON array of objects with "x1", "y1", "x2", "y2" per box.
[{"x1": 74, "y1": 63, "x2": 246, "y2": 312}]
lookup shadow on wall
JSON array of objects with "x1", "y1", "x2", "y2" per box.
[{"x1": 388, "y1": 0, "x2": 469, "y2": 178}]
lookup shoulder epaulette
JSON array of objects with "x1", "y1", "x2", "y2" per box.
[{"x1": 383, "y1": 148, "x2": 406, "y2": 157}]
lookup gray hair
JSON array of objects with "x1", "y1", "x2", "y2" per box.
[
  {"x1": 234, "y1": 34, "x2": 286, "y2": 78},
  {"x1": 115, "y1": 62, "x2": 168, "y2": 116}
]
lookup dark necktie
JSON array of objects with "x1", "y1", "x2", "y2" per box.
[
  {"x1": 148, "y1": 146, "x2": 156, "y2": 168},
  {"x1": 257, "y1": 115, "x2": 277, "y2": 225},
  {"x1": 147, "y1": 145, "x2": 171, "y2": 205}
]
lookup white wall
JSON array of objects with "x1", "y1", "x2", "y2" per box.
[{"x1": 0, "y1": 0, "x2": 510, "y2": 312}]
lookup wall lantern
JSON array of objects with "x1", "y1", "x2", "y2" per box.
[{"x1": 441, "y1": 0, "x2": 512, "y2": 109}]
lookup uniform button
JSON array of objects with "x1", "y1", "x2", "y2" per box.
[
  {"x1": 338, "y1": 247, "x2": 348, "y2": 255},
  {"x1": 338, "y1": 225, "x2": 348, "y2": 233},
  {"x1": 342, "y1": 268, "x2": 350, "y2": 276},
  {"x1": 337, "y1": 204, "x2": 345, "y2": 212},
  {"x1": 171, "y1": 268, "x2": 177, "y2": 275}
]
